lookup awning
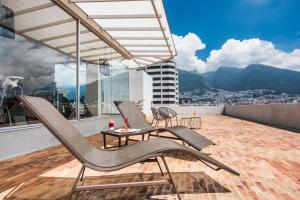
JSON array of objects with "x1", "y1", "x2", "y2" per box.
[
  {"x1": 1, "y1": 0, "x2": 176, "y2": 69},
  {"x1": 71, "y1": 0, "x2": 176, "y2": 68}
]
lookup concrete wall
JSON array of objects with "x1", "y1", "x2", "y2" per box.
[
  {"x1": 153, "y1": 105, "x2": 224, "y2": 116},
  {"x1": 0, "y1": 116, "x2": 122, "y2": 161},
  {"x1": 224, "y1": 104, "x2": 300, "y2": 131}
]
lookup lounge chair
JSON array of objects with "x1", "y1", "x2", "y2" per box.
[
  {"x1": 20, "y1": 96, "x2": 239, "y2": 200},
  {"x1": 158, "y1": 106, "x2": 179, "y2": 126},
  {"x1": 114, "y1": 101, "x2": 215, "y2": 151},
  {"x1": 151, "y1": 107, "x2": 166, "y2": 127}
]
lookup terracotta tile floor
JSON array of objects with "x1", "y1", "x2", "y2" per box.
[{"x1": 0, "y1": 116, "x2": 299, "y2": 199}]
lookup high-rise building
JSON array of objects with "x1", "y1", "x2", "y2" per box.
[{"x1": 145, "y1": 60, "x2": 179, "y2": 105}]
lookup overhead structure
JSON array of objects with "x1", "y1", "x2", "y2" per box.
[
  {"x1": 64, "y1": 0, "x2": 176, "y2": 68},
  {"x1": 1, "y1": 0, "x2": 176, "y2": 68}
]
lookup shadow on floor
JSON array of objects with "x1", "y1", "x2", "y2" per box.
[{"x1": 4, "y1": 172, "x2": 230, "y2": 200}]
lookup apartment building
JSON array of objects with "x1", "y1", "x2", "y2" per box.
[{"x1": 145, "y1": 60, "x2": 179, "y2": 105}]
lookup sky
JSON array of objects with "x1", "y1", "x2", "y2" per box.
[{"x1": 164, "y1": 0, "x2": 300, "y2": 73}]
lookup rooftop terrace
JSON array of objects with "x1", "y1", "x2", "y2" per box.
[{"x1": 0, "y1": 116, "x2": 299, "y2": 200}]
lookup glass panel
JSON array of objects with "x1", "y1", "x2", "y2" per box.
[
  {"x1": 101, "y1": 55, "x2": 129, "y2": 114},
  {"x1": 0, "y1": 1, "x2": 76, "y2": 127},
  {"x1": 79, "y1": 23, "x2": 107, "y2": 119},
  {"x1": 80, "y1": 61, "x2": 101, "y2": 118}
]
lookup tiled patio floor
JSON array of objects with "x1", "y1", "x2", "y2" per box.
[{"x1": 0, "y1": 116, "x2": 299, "y2": 199}]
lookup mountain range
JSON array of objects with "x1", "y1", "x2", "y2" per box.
[{"x1": 178, "y1": 64, "x2": 300, "y2": 94}]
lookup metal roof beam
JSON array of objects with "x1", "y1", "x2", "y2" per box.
[
  {"x1": 14, "y1": 2, "x2": 56, "y2": 16},
  {"x1": 116, "y1": 37, "x2": 168, "y2": 40},
  {"x1": 19, "y1": 18, "x2": 74, "y2": 34},
  {"x1": 87, "y1": 55, "x2": 123, "y2": 63},
  {"x1": 88, "y1": 14, "x2": 161, "y2": 19},
  {"x1": 134, "y1": 55, "x2": 170, "y2": 57},
  {"x1": 131, "y1": 50, "x2": 170, "y2": 53},
  {"x1": 39, "y1": 30, "x2": 90, "y2": 43},
  {"x1": 68, "y1": 46, "x2": 109, "y2": 54},
  {"x1": 53, "y1": 0, "x2": 132, "y2": 59},
  {"x1": 104, "y1": 27, "x2": 165, "y2": 31},
  {"x1": 123, "y1": 44, "x2": 170, "y2": 47},
  {"x1": 82, "y1": 52, "x2": 119, "y2": 59},
  {"x1": 56, "y1": 38, "x2": 100, "y2": 49},
  {"x1": 135, "y1": 57, "x2": 158, "y2": 63},
  {"x1": 150, "y1": 0, "x2": 173, "y2": 57}
]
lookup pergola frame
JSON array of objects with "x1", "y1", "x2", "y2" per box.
[
  {"x1": 2, "y1": 0, "x2": 175, "y2": 68},
  {"x1": 66, "y1": 0, "x2": 176, "y2": 68}
]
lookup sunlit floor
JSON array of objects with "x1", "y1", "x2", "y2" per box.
[{"x1": 0, "y1": 116, "x2": 299, "y2": 200}]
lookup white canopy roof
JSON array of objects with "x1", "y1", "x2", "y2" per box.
[
  {"x1": 1, "y1": 0, "x2": 176, "y2": 68},
  {"x1": 72, "y1": 0, "x2": 176, "y2": 68}
]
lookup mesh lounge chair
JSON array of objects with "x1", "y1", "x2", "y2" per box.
[
  {"x1": 151, "y1": 107, "x2": 167, "y2": 127},
  {"x1": 114, "y1": 101, "x2": 215, "y2": 151},
  {"x1": 20, "y1": 96, "x2": 239, "y2": 200},
  {"x1": 158, "y1": 106, "x2": 179, "y2": 127}
]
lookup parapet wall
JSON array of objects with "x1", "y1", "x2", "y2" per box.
[
  {"x1": 153, "y1": 105, "x2": 224, "y2": 116},
  {"x1": 224, "y1": 104, "x2": 300, "y2": 131}
]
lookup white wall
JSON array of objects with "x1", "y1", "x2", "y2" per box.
[
  {"x1": 0, "y1": 116, "x2": 123, "y2": 161},
  {"x1": 129, "y1": 70, "x2": 153, "y2": 116},
  {"x1": 153, "y1": 104, "x2": 224, "y2": 116},
  {"x1": 225, "y1": 104, "x2": 300, "y2": 131}
]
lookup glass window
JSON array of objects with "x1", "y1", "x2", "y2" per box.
[
  {"x1": 162, "y1": 77, "x2": 175, "y2": 80},
  {"x1": 147, "y1": 71, "x2": 161, "y2": 75},
  {"x1": 163, "y1": 89, "x2": 175, "y2": 92},
  {"x1": 79, "y1": 61, "x2": 100, "y2": 118},
  {"x1": 101, "y1": 57, "x2": 129, "y2": 114},
  {"x1": 0, "y1": 1, "x2": 76, "y2": 127}
]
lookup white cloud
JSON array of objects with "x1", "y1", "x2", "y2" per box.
[
  {"x1": 172, "y1": 33, "x2": 207, "y2": 72},
  {"x1": 173, "y1": 33, "x2": 300, "y2": 73}
]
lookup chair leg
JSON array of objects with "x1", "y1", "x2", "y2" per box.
[
  {"x1": 69, "y1": 165, "x2": 85, "y2": 200},
  {"x1": 160, "y1": 156, "x2": 182, "y2": 200},
  {"x1": 169, "y1": 118, "x2": 172, "y2": 126},
  {"x1": 80, "y1": 167, "x2": 86, "y2": 182},
  {"x1": 176, "y1": 116, "x2": 178, "y2": 126},
  {"x1": 155, "y1": 157, "x2": 164, "y2": 176}
]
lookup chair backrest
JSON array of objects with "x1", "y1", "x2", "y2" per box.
[
  {"x1": 151, "y1": 107, "x2": 164, "y2": 120},
  {"x1": 158, "y1": 107, "x2": 177, "y2": 118},
  {"x1": 19, "y1": 96, "x2": 96, "y2": 164},
  {"x1": 114, "y1": 101, "x2": 153, "y2": 130}
]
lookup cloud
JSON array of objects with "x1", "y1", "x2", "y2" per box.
[
  {"x1": 172, "y1": 33, "x2": 207, "y2": 72},
  {"x1": 173, "y1": 33, "x2": 300, "y2": 73},
  {"x1": 206, "y1": 38, "x2": 300, "y2": 71}
]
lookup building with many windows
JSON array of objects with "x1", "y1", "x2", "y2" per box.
[{"x1": 145, "y1": 60, "x2": 179, "y2": 105}]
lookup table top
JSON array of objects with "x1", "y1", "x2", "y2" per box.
[{"x1": 101, "y1": 128, "x2": 149, "y2": 137}]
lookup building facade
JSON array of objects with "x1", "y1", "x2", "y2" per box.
[{"x1": 145, "y1": 60, "x2": 179, "y2": 105}]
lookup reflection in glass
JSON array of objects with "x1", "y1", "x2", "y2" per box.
[
  {"x1": 80, "y1": 61, "x2": 100, "y2": 118},
  {"x1": 0, "y1": 27, "x2": 77, "y2": 127},
  {"x1": 101, "y1": 59, "x2": 129, "y2": 114}
]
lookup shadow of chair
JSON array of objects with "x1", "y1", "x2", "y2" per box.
[{"x1": 3, "y1": 172, "x2": 230, "y2": 200}]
